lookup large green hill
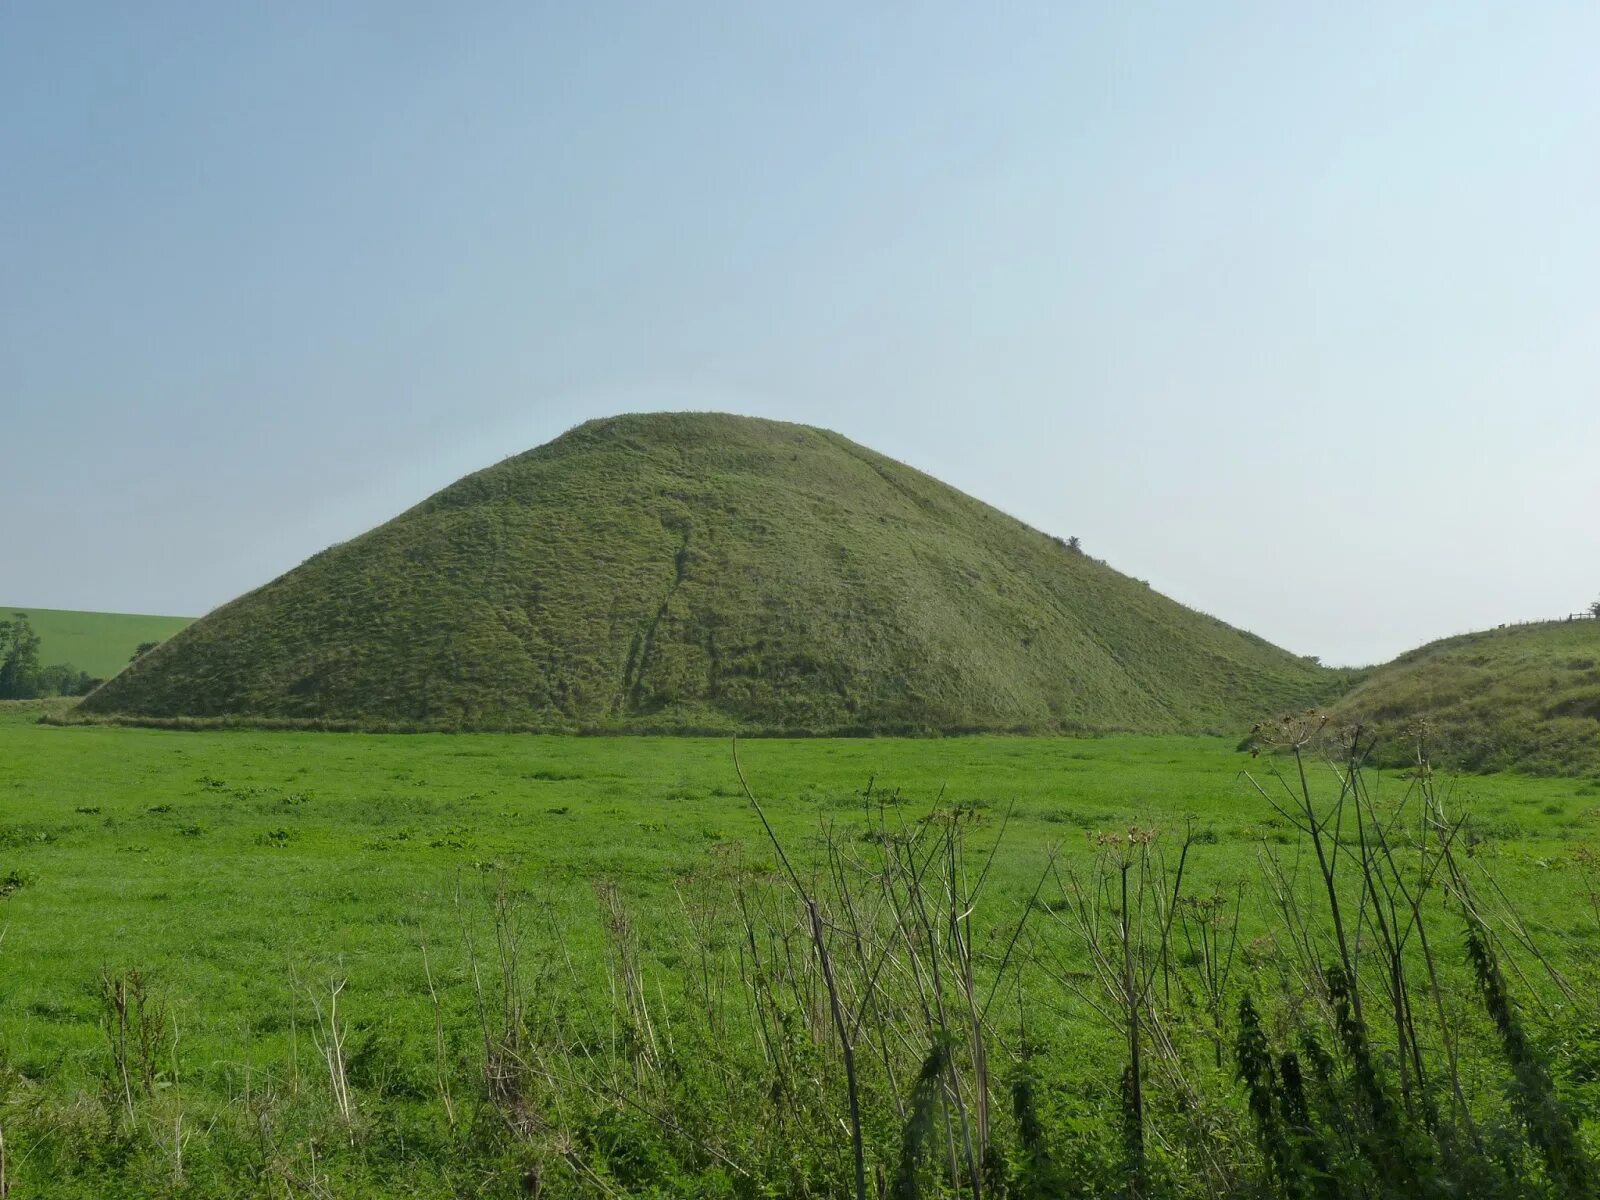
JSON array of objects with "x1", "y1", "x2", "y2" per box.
[
  {"x1": 1331, "y1": 619, "x2": 1600, "y2": 773},
  {"x1": 80, "y1": 413, "x2": 1337, "y2": 733},
  {"x1": 4, "y1": 606, "x2": 193, "y2": 680}
]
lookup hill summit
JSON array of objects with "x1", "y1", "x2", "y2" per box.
[{"x1": 82, "y1": 413, "x2": 1333, "y2": 733}]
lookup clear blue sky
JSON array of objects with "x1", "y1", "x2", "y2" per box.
[{"x1": 4, "y1": 2, "x2": 1597, "y2": 665}]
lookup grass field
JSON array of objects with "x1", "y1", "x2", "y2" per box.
[
  {"x1": 4, "y1": 705, "x2": 1600, "y2": 1197},
  {"x1": 2, "y1": 607, "x2": 193, "y2": 681}
]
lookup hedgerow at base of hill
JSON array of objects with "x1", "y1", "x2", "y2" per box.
[{"x1": 44, "y1": 709, "x2": 1205, "y2": 737}]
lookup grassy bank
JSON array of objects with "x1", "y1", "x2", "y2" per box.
[{"x1": 1333, "y1": 619, "x2": 1600, "y2": 774}]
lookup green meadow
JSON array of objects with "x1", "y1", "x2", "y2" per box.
[{"x1": 6, "y1": 704, "x2": 1600, "y2": 1197}]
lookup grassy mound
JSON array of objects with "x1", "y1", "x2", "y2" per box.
[
  {"x1": 80, "y1": 412, "x2": 1336, "y2": 733},
  {"x1": 1332, "y1": 619, "x2": 1600, "y2": 773},
  {"x1": 2, "y1": 605, "x2": 193, "y2": 679}
]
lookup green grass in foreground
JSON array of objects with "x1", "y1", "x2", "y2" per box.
[
  {"x1": 2, "y1": 606, "x2": 193, "y2": 681},
  {"x1": 3, "y1": 705, "x2": 1600, "y2": 1196}
]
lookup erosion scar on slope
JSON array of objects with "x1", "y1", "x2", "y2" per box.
[{"x1": 617, "y1": 523, "x2": 694, "y2": 715}]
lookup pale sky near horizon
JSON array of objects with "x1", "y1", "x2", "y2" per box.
[{"x1": 4, "y1": 3, "x2": 1597, "y2": 666}]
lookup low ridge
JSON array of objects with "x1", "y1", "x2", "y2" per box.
[
  {"x1": 81, "y1": 413, "x2": 1335, "y2": 733},
  {"x1": 1331, "y1": 619, "x2": 1600, "y2": 774}
]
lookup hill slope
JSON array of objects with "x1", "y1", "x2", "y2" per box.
[
  {"x1": 5, "y1": 606, "x2": 193, "y2": 679},
  {"x1": 81, "y1": 413, "x2": 1336, "y2": 733},
  {"x1": 1331, "y1": 620, "x2": 1600, "y2": 774}
]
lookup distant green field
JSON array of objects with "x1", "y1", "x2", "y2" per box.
[
  {"x1": 3, "y1": 708, "x2": 1599, "y2": 1196},
  {"x1": 2, "y1": 605, "x2": 193, "y2": 679}
]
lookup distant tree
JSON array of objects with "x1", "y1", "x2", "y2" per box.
[
  {"x1": 36, "y1": 663, "x2": 95, "y2": 698},
  {"x1": 0, "y1": 613, "x2": 42, "y2": 699},
  {"x1": 130, "y1": 641, "x2": 160, "y2": 663},
  {"x1": 1067, "y1": 536, "x2": 1082, "y2": 553},
  {"x1": 35, "y1": 663, "x2": 71, "y2": 695},
  {"x1": 1590, "y1": 597, "x2": 1600, "y2": 619}
]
